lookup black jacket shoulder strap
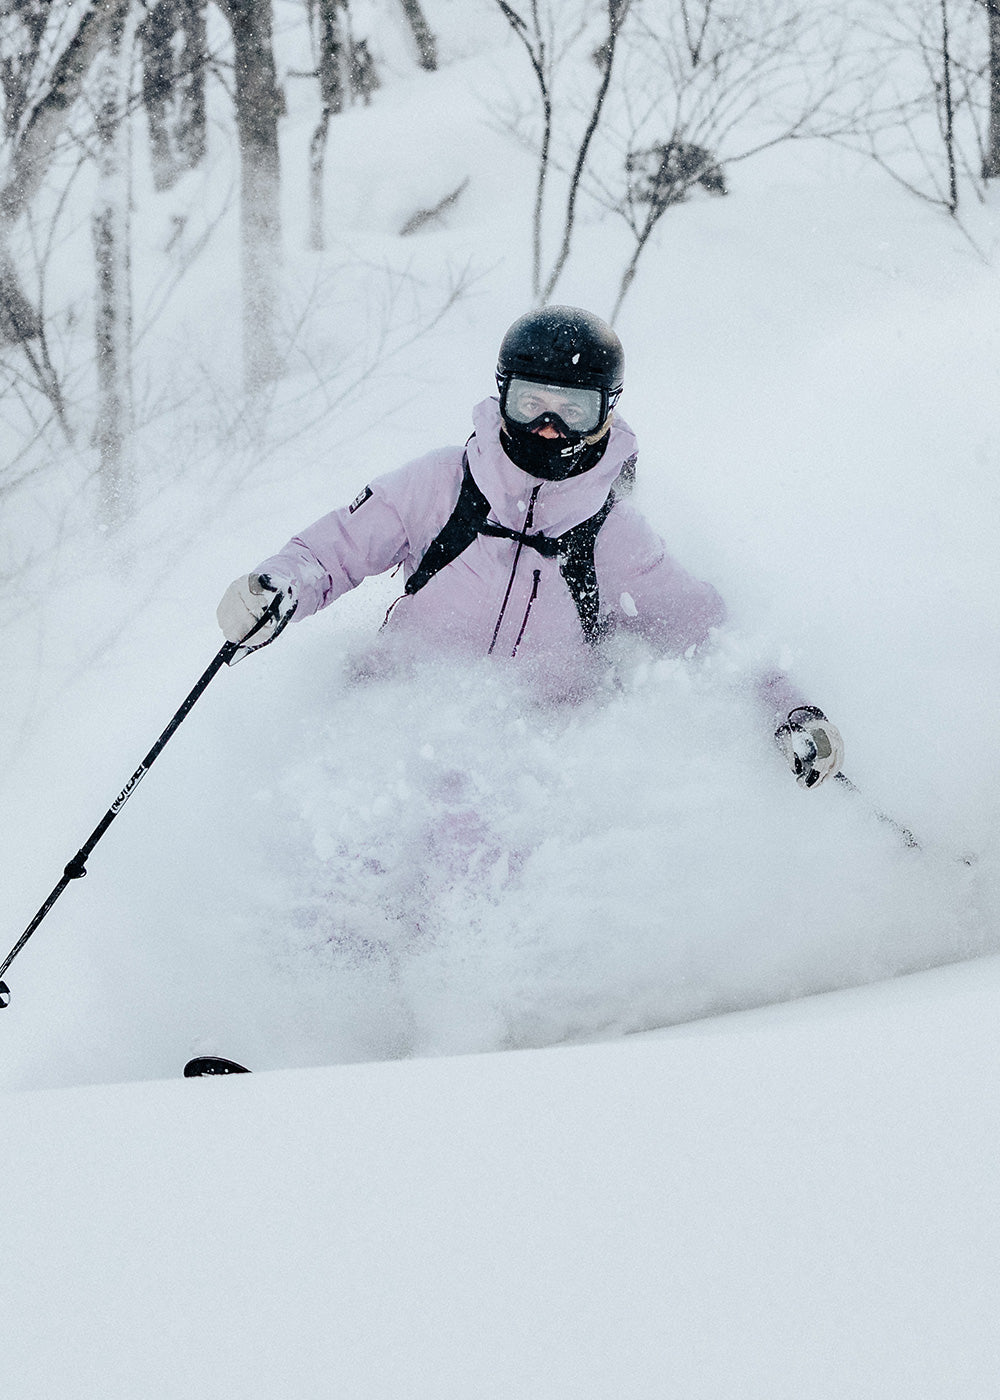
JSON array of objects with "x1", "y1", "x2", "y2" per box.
[
  {"x1": 404, "y1": 452, "x2": 489, "y2": 597},
  {"x1": 404, "y1": 448, "x2": 618, "y2": 644},
  {"x1": 555, "y1": 493, "x2": 616, "y2": 643}
]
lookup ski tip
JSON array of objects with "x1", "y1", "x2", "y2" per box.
[{"x1": 183, "y1": 1056, "x2": 251, "y2": 1078}]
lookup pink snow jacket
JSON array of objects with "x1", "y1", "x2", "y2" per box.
[{"x1": 256, "y1": 398, "x2": 803, "y2": 715}]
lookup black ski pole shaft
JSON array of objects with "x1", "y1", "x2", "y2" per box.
[
  {"x1": 834, "y1": 772, "x2": 920, "y2": 850},
  {"x1": 0, "y1": 637, "x2": 240, "y2": 1005}
]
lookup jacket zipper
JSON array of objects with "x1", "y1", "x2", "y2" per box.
[
  {"x1": 510, "y1": 569, "x2": 541, "y2": 658},
  {"x1": 487, "y1": 484, "x2": 542, "y2": 655}
]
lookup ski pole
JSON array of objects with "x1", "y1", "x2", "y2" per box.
[
  {"x1": 834, "y1": 772, "x2": 920, "y2": 850},
  {"x1": 835, "y1": 772, "x2": 978, "y2": 867},
  {"x1": 0, "y1": 600, "x2": 283, "y2": 1008}
]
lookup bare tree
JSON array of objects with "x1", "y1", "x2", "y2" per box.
[
  {"x1": 610, "y1": 141, "x2": 726, "y2": 323},
  {"x1": 398, "y1": 0, "x2": 436, "y2": 71},
  {"x1": 0, "y1": 2, "x2": 131, "y2": 227},
  {"x1": 493, "y1": 0, "x2": 553, "y2": 300},
  {"x1": 215, "y1": 0, "x2": 284, "y2": 391},
  {"x1": 306, "y1": 0, "x2": 349, "y2": 252},
  {"x1": 599, "y1": 0, "x2": 862, "y2": 320},
  {"x1": 298, "y1": 0, "x2": 383, "y2": 251},
  {"x1": 940, "y1": 0, "x2": 959, "y2": 210},
  {"x1": 0, "y1": 245, "x2": 39, "y2": 344},
  {"x1": 0, "y1": 2, "x2": 131, "y2": 418},
  {"x1": 91, "y1": 0, "x2": 138, "y2": 529},
  {"x1": 139, "y1": 0, "x2": 208, "y2": 192},
  {"x1": 977, "y1": 0, "x2": 1000, "y2": 175},
  {"x1": 494, "y1": 0, "x2": 630, "y2": 304},
  {"x1": 824, "y1": 0, "x2": 989, "y2": 216},
  {"x1": 542, "y1": 0, "x2": 628, "y2": 302}
]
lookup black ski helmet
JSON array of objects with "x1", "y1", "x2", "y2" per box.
[{"x1": 495, "y1": 306, "x2": 625, "y2": 480}]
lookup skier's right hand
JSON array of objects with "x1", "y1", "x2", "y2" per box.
[{"x1": 217, "y1": 571, "x2": 297, "y2": 658}]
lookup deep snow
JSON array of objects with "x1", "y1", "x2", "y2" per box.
[{"x1": 6, "y1": 956, "x2": 1000, "y2": 1400}]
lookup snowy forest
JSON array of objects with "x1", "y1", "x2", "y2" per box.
[
  {"x1": 4, "y1": 4, "x2": 1000, "y2": 1397},
  {"x1": 4, "y1": 0, "x2": 1000, "y2": 541}
]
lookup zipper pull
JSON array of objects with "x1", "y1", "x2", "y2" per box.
[
  {"x1": 524, "y1": 484, "x2": 541, "y2": 530},
  {"x1": 511, "y1": 569, "x2": 542, "y2": 658}
]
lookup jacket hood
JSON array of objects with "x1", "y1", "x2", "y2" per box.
[{"x1": 468, "y1": 397, "x2": 637, "y2": 538}]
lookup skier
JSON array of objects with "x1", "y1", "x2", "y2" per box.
[{"x1": 218, "y1": 306, "x2": 843, "y2": 789}]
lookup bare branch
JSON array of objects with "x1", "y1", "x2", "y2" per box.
[
  {"x1": 541, "y1": 0, "x2": 628, "y2": 303},
  {"x1": 0, "y1": 0, "x2": 130, "y2": 224}
]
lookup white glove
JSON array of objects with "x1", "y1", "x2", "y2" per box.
[
  {"x1": 217, "y1": 571, "x2": 297, "y2": 657},
  {"x1": 775, "y1": 706, "x2": 844, "y2": 788}
]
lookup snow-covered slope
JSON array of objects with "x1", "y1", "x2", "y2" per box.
[{"x1": 7, "y1": 955, "x2": 1000, "y2": 1400}]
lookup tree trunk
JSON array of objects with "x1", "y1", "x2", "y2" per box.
[
  {"x1": 0, "y1": 246, "x2": 41, "y2": 345},
  {"x1": 0, "y1": 0, "x2": 132, "y2": 225},
  {"x1": 140, "y1": 0, "x2": 208, "y2": 192},
  {"x1": 92, "y1": 2, "x2": 137, "y2": 530},
  {"x1": 309, "y1": 0, "x2": 349, "y2": 251},
  {"x1": 398, "y1": 0, "x2": 437, "y2": 71},
  {"x1": 0, "y1": 1, "x2": 131, "y2": 447},
  {"x1": 983, "y1": 0, "x2": 1000, "y2": 178},
  {"x1": 216, "y1": 0, "x2": 283, "y2": 392},
  {"x1": 939, "y1": 0, "x2": 958, "y2": 212}
]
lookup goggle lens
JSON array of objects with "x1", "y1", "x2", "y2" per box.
[{"x1": 504, "y1": 378, "x2": 605, "y2": 435}]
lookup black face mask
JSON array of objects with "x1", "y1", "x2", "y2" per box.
[{"x1": 499, "y1": 421, "x2": 611, "y2": 481}]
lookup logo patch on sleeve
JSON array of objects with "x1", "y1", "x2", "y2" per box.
[{"x1": 349, "y1": 485, "x2": 373, "y2": 514}]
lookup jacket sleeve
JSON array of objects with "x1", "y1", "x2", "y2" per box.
[
  {"x1": 253, "y1": 448, "x2": 464, "y2": 620},
  {"x1": 597, "y1": 504, "x2": 825, "y2": 732},
  {"x1": 596, "y1": 503, "x2": 727, "y2": 656},
  {"x1": 756, "y1": 669, "x2": 812, "y2": 732}
]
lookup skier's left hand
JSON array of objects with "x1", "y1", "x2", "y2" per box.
[{"x1": 775, "y1": 706, "x2": 844, "y2": 788}]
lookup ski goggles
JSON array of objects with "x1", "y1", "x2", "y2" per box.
[{"x1": 501, "y1": 377, "x2": 611, "y2": 437}]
